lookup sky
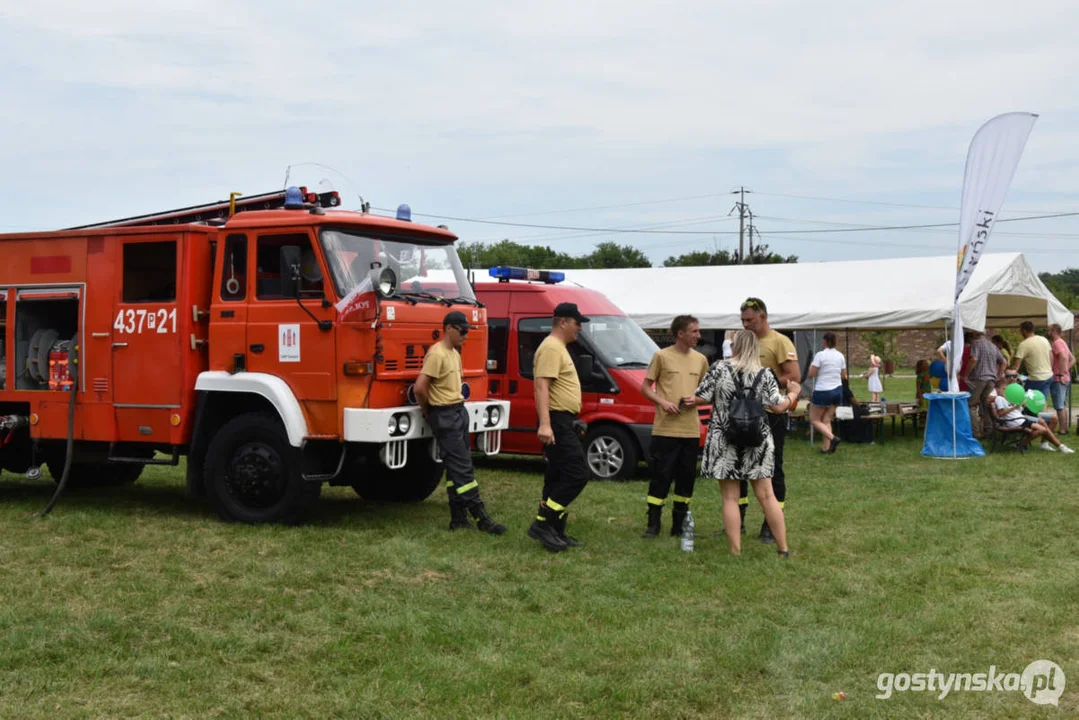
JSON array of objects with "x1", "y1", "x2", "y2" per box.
[{"x1": 2, "y1": 0, "x2": 1078, "y2": 274}]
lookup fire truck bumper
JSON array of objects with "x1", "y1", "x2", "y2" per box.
[{"x1": 342, "y1": 400, "x2": 510, "y2": 469}]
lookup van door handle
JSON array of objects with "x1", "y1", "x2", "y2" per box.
[
  {"x1": 250, "y1": 344, "x2": 264, "y2": 353},
  {"x1": 112, "y1": 342, "x2": 128, "y2": 348}
]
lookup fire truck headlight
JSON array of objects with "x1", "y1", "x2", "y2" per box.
[
  {"x1": 486, "y1": 406, "x2": 501, "y2": 426},
  {"x1": 396, "y1": 414, "x2": 412, "y2": 434},
  {"x1": 370, "y1": 267, "x2": 398, "y2": 298},
  {"x1": 387, "y1": 416, "x2": 398, "y2": 435}
]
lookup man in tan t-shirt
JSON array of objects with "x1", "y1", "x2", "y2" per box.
[
  {"x1": 415, "y1": 310, "x2": 505, "y2": 535},
  {"x1": 528, "y1": 302, "x2": 589, "y2": 553},
  {"x1": 639, "y1": 314, "x2": 709, "y2": 538},
  {"x1": 739, "y1": 297, "x2": 799, "y2": 544}
]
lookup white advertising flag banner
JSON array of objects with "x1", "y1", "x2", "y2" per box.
[{"x1": 948, "y1": 112, "x2": 1038, "y2": 391}]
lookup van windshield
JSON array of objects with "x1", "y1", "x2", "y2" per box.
[
  {"x1": 580, "y1": 315, "x2": 659, "y2": 369},
  {"x1": 320, "y1": 228, "x2": 477, "y2": 304}
]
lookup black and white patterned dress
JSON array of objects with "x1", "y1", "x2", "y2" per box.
[{"x1": 695, "y1": 361, "x2": 782, "y2": 481}]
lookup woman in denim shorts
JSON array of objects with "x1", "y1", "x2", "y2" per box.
[{"x1": 807, "y1": 331, "x2": 847, "y2": 453}]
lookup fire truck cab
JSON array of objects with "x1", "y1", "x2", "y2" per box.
[
  {"x1": 474, "y1": 266, "x2": 707, "y2": 481},
  {"x1": 0, "y1": 187, "x2": 508, "y2": 523}
]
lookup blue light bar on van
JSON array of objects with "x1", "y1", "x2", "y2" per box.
[{"x1": 488, "y1": 266, "x2": 564, "y2": 284}]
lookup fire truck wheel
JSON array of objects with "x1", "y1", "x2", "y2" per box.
[
  {"x1": 203, "y1": 412, "x2": 320, "y2": 524},
  {"x1": 43, "y1": 455, "x2": 145, "y2": 487},
  {"x1": 350, "y1": 441, "x2": 442, "y2": 503},
  {"x1": 583, "y1": 425, "x2": 639, "y2": 482}
]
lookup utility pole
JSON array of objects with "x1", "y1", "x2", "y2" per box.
[
  {"x1": 746, "y1": 209, "x2": 762, "y2": 261},
  {"x1": 729, "y1": 187, "x2": 752, "y2": 263}
]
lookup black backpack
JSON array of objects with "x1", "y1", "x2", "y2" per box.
[{"x1": 725, "y1": 367, "x2": 769, "y2": 447}]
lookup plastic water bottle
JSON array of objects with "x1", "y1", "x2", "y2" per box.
[{"x1": 680, "y1": 510, "x2": 694, "y2": 552}]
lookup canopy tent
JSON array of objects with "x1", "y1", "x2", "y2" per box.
[{"x1": 550, "y1": 252, "x2": 1073, "y2": 332}]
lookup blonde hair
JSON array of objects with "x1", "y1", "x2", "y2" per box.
[{"x1": 729, "y1": 329, "x2": 762, "y2": 374}]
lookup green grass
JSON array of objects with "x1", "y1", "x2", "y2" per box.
[{"x1": 1, "y1": 430, "x2": 1077, "y2": 718}]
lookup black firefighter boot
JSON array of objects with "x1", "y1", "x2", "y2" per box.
[
  {"x1": 449, "y1": 502, "x2": 475, "y2": 531},
  {"x1": 642, "y1": 504, "x2": 662, "y2": 538},
  {"x1": 758, "y1": 519, "x2": 775, "y2": 544},
  {"x1": 555, "y1": 510, "x2": 582, "y2": 547},
  {"x1": 528, "y1": 504, "x2": 568, "y2": 552},
  {"x1": 670, "y1": 501, "x2": 688, "y2": 537},
  {"x1": 469, "y1": 502, "x2": 506, "y2": 535}
]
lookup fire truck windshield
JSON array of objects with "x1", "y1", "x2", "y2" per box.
[
  {"x1": 579, "y1": 315, "x2": 659, "y2": 369},
  {"x1": 320, "y1": 228, "x2": 477, "y2": 304}
]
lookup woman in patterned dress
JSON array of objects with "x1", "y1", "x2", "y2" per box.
[{"x1": 693, "y1": 329, "x2": 799, "y2": 557}]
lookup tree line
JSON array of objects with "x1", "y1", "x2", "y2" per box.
[{"x1": 457, "y1": 239, "x2": 797, "y2": 269}]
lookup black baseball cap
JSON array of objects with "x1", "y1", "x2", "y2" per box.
[
  {"x1": 444, "y1": 310, "x2": 469, "y2": 327},
  {"x1": 553, "y1": 302, "x2": 590, "y2": 323}
]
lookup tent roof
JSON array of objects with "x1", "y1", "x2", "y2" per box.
[{"x1": 548, "y1": 252, "x2": 1073, "y2": 332}]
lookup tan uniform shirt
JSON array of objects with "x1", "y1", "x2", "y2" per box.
[
  {"x1": 645, "y1": 346, "x2": 709, "y2": 438},
  {"x1": 420, "y1": 341, "x2": 464, "y2": 406},
  {"x1": 533, "y1": 335, "x2": 582, "y2": 414},
  {"x1": 759, "y1": 329, "x2": 798, "y2": 381}
]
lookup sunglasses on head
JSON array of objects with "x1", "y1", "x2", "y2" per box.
[{"x1": 741, "y1": 299, "x2": 762, "y2": 310}]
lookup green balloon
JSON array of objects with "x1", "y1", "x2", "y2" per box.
[
  {"x1": 1025, "y1": 389, "x2": 1046, "y2": 414},
  {"x1": 1004, "y1": 383, "x2": 1026, "y2": 405}
]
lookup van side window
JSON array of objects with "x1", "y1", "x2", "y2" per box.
[
  {"x1": 123, "y1": 241, "x2": 177, "y2": 303},
  {"x1": 517, "y1": 317, "x2": 552, "y2": 378},
  {"x1": 487, "y1": 318, "x2": 508, "y2": 374},
  {"x1": 221, "y1": 234, "x2": 247, "y2": 301},
  {"x1": 255, "y1": 233, "x2": 323, "y2": 300}
]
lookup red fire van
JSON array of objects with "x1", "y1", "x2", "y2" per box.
[{"x1": 473, "y1": 266, "x2": 707, "y2": 481}]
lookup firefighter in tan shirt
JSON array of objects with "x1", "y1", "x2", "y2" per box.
[
  {"x1": 639, "y1": 314, "x2": 709, "y2": 538},
  {"x1": 528, "y1": 302, "x2": 590, "y2": 553},
  {"x1": 739, "y1": 297, "x2": 800, "y2": 544},
  {"x1": 415, "y1": 311, "x2": 505, "y2": 535}
]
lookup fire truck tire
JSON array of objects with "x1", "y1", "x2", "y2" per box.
[
  {"x1": 43, "y1": 454, "x2": 146, "y2": 487},
  {"x1": 350, "y1": 441, "x2": 443, "y2": 503},
  {"x1": 583, "y1": 424, "x2": 639, "y2": 482},
  {"x1": 203, "y1": 412, "x2": 320, "y2": 524}
]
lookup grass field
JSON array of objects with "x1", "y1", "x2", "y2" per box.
[{"x1": 1, "y1": 376, "x2": 1077, "y2": 718}]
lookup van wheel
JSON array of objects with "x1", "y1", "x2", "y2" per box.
[
  {"x1": 584, "y1": 425, "x2": 638, "y2": 481},
  {"x1": 351, "y1": 441, "x2": 444, "y2": 502},
  {"x1": 203, "y1": 412, "x2": 320, "y2": 524}
]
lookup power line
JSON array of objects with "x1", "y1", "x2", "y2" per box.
[
  {"x1": 751, "y1": 190, "x2": 1071, "y2": 215},
  {"x1": 367, "y1": 208, "x2": 1079, "y2": 236}
]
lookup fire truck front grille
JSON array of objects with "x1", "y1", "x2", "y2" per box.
[
  {"x1": 93, "y1": 378, "x2": 109, "y2": 392},
  {"x1": 405, "y1": 358, "x2": 422, "y2": 370},
  {"x1": 384, "y1": 360, "x2": 399, "y2": 371}
]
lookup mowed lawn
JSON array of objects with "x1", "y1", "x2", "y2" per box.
[{"x1": 1, "y1": 376, "x2": 1077, "y2": 718}]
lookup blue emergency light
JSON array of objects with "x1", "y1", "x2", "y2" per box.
[
  {"x1": 396, "y1": 204, "x2": 411, "y2": 222},
  {"x1": 284, "y1": 186, "x2": 304, "y2": 209},
  {"x1": 488, "y1": 266, "x2": 564, "y2": 284}
]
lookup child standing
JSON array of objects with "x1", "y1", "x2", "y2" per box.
[
  {"x1": 861, "y1": 354, "x2": 883, "y2": 402},
  {"x1": 915, "y1": 359, "x2": 932, "y2": 409}
]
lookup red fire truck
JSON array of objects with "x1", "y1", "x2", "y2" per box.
[
  {"x1": 474, "y1": 266, "x2": 707, "y2": 481},
  {"x1": 0, "y1": 187, "x2": 508, "y2": 523}
]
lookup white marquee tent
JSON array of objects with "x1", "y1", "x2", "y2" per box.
[{"x1": 552, "y1": 252, "x2": 1073, "y2": 332}]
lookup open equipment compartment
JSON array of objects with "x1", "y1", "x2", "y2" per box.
[{"x1": 13, "y1": 288, "x2": 81, "y2": 392}]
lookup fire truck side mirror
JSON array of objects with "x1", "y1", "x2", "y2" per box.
[{"x1": 279, "y1": 246, "x2": 302, "y2": 299}]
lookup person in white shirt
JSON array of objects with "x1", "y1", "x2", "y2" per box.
[
  {"x1": 722, "y1": 331, "x2": 733, "y2": 360},
  {"x1": 991, "y1": 372, "x2": 1073, "y2": 453},
  {"x1": 806, "y1": 331, "x2": 848, "y2": 453},
  {"x1": 936, "y1": 340, "x2": 951, "y2": 362}
]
